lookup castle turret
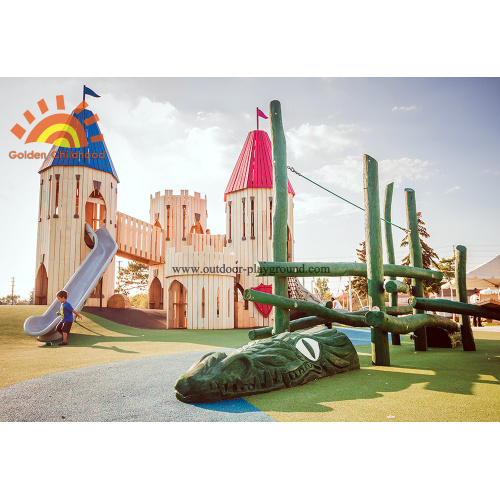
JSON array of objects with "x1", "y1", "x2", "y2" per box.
[
  {"x1": 151, "y1": 190, "x2": 235, "y2": 328},
  {"x1": 34, "y1": 107, "x2": 118, "y2": 307},
  {"x1": 224, "y1": 129, "x2": 295, "y2": 328}
]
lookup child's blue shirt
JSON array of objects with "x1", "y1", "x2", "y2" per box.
[{"x1": 60, "y1": 301, "x2": 74, "y2": 322}]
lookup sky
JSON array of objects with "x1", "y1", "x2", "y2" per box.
[{"x1": 1, "y1": 77, "x2": 499, "y2": 300}]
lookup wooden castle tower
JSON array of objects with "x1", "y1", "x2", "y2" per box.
[
  {"x1": 34, "y1": 106, "x2": 119, "y2": 307},
  {"x1": 224, "y1": 129, "x2": 295, "y2": 328}
]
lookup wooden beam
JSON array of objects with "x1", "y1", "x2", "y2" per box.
[
  {"x1": 256, "y1": 261, "x2": 442, "y2": 281},
  {"x1": 384, "y1": 182, "x2": 401, "y2": 345},
  {"x1": 405, "y1": 188, "x2": 427, "y2": 351},
  {"x1": 364, "y1": 154, "x2": 390, "y2": 366},
  {"x1": 249, "y1": 316, "x2": 331, "y2": 340},
  {"x1": 365, "y1": 310, "x2": 459, "y2": 335},
  {"x1": 244, "y1": 288, "x2": 368, "y2": 328},
  {"x1": 269, "y1": 100, "x2": 290, "y2": 335},
  {"x1": 455, "y1": 245, "x2": 476, "y2": 351},
  {"x1": 384, "y1": 280, "x2": 409, "y2": 294},
  {"x1": 411, "y1": 297, "x2": 500, "y2": 321}
]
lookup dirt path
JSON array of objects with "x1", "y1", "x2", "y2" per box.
[{"x1": 82, "y1": 307, "x2": 167, "y2": 329}]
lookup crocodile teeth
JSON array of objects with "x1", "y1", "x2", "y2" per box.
[
  {"x1": 210, "y1": 382, "x2": 217, "y2": 390},
  {"x1": 282, "y1": 372, "x2": 291, "y2": 387},
  {"x1": 220, "y1": 383, "x2": 227, "y2": 395},
  {"x1": 265, "y1": 371, "x2": 273, "y2": 387}
]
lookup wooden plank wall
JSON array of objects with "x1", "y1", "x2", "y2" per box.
[
  {"x1": 164, "y1": 234, "x2": 235, "y2": 329},
  {"x1": 224, "y1": 188, "x2": 294, "y2": 328}
]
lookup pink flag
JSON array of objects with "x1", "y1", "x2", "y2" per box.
[{"x1": 257, "y1": 108, "x2": 268, "y2": 119}]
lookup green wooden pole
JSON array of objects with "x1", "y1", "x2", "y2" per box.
[
  {"x1": 455, "y1": 245, "x2": 476, "y2": 351},
  {"x1": 405, "y1": 188, "x2": 427, "y2": 351},
  {"x1": 411, "y1": 297, "x2": 500, "y2": 321},
  {"x1": 249, "y1": 316, "x2": 330, "y2": 340},
  {"x1": 364, "y1": 155, "x2": 390, "y2": 366},
  {"x1": 365, "y1": 310, "x2": 459, "y2": 335},
  {"x1": 257, "y1": 261, "x2": 442, "y2": 281},
  {"x1": 349, "y1": 305, "x2": 413, "y2": 316},
  {"x1": 384, "y1": 182, "x2": 401, "y2": 345},
  {"x1": 244, "y1": 289, "x2": 368, "y2": 328},
  {"x1": 249, "y1": 304, "x2": 414, "y2": 340},
  {"x1": 384, "y1": 280, "x2": 409, "y2": 294},
  {"x1": 269, "y1": 100, "x2": 290, "y2": 335}
]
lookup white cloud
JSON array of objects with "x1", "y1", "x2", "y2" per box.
[
  {"x1": 95, "y1": 94, "x2": 241, "y2": 232},
  {"x1": 444, "y1": 185, "x2": 461, "y2": 194},
  {"x1": 293, "y1": 192, "x2": 359, "y2": 224},
  {"x1": 286, "y1": 123, "x2": 359, "y2": 159},
  {"x1": 314, "y1": 155, "x2": 364, "y2": 193},
  {"x1": 378, "y1": 157, "x2": 434, "y2": 187},
  {"x1": 311, "y1": 156, "x2": 434, "y2": 196},
  {"x1": 392, "y1": 105, "x2": 417, "y2": 112}
]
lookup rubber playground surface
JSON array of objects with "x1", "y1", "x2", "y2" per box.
[{"x1": 1, "y1": 306, "x2": 499, "y2": 422}]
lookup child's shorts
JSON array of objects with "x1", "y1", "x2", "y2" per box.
[{"x1": 56, "y1": 321, "x2": 72, "y2": 334}]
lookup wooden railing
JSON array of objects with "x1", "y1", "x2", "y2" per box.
[{"x1": 115, "y1": 211, "x2": 165, "y2": 265}]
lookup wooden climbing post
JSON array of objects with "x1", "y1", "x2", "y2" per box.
[
  {"x1": 269, "y1": 100, "x2": 290, "y2": 335},
  {"x1": 384, "y1": 182, "x2": 400, "y2": 345},
  {"x1": 405, "y1": 188, "x2": 427, "y2": 351},
  {"x1": 455, "y1": 245, "x2": 476, "y2": 351},
  {"x1": 364, "y1": 155, "x2": 390, "y2": 366}
]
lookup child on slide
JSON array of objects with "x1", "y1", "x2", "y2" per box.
[{"x1": 55, "y1": 289, "x2": 83, "y2": 346}]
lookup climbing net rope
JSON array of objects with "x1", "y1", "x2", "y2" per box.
[{"x1": 287, "y1": 166, "x2": 410, "y2": 233}]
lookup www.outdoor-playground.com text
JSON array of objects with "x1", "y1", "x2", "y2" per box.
[{"x1": 171, "y1": 265, "x2": 330, "y2": 276}]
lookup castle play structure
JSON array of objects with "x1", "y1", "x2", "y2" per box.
[
  {"x1": 25, "y1": 96, "x2": 500, "y2": 376},
  {"x1": 26, "y1": 97, "x2": 317, "y2": 335}
]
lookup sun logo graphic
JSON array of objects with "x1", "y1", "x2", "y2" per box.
[{"x1": 10, "y1": 96, "x2": 103, "y2": 148}]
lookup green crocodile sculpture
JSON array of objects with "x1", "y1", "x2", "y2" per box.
[{"x1": 175, "y1": 326, "x2": 360, "y2": 403}]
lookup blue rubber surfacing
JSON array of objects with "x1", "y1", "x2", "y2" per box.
[{"x1": 0, "y1": 328, "x2": 373, "y2": 422}]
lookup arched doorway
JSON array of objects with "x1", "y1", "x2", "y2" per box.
[
  {"x1": 287, "y1": 225, "x2": 292, "y2": 262},
  {"x1": 149, "y1": 276, "x2": 163, "y2": 309},
  {"x1": 168, "y1": 280, "x2": 187, "y2": 329},
  {"x1": 35, "y1": 263, "x2": 48, "y2": 305},
  {"x1": 85, "y1": 189, "x2": 106, "y2": 247},
  {"x1": 234, "y1": 283, "x2": 246, "y2": 328},
  {"x1": 189, "y1": 220, "x2": 204, "y2": 234}
]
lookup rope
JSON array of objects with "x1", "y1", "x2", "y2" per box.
[{"x1": 287, "y1": 166, "x2": 410, "y2": 233}]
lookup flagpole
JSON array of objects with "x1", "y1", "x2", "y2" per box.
[
  {"x1": 83, "y1": 85, "x2": 87, "y2": 167},
  {"x1": 257, "y1": 107, "x2": 259, "y2": 131}
]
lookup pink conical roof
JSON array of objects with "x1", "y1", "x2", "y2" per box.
[{"x1": 224, "y1": 130, "x2": 295, "y2": 201}]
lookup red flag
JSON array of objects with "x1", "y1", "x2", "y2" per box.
[{"x1": 257, "y1": 108, "x2": 268, "y2": 119}]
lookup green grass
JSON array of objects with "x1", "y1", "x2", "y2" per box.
[
  {"x1": 245, "y1": 335, "x2": 500, "y2": 421},
  {"x1": 0, "y1": 305, "x2": 249, "y2": 389},
  {"x1": 2, "y1": 305, "x2": 499, "y2": 421}
]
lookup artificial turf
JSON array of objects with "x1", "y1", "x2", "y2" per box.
[{"x1": 1, "y1": 305, "x2": 499, "y2": 421}]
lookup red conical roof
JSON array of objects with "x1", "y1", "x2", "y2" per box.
[{"x1": 224, "y1": 130, "x2": 295, "y2": 201}]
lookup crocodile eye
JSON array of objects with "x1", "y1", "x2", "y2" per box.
[{"x1": 295, "y1": 338, "x2": 320, "y2": 361}]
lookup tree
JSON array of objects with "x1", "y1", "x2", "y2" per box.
[
  {"x1": 401, "y1": 211, "x2": 440, "y2": 296},
  {"x1": 313, "y1": 278, "x2": 332, "y2": 301},
  {"x1": 29, "y1": 289, "x2": 35, "y2": 305},
  {"x1": 115, "y1": 262, "x2": 149, "y2": 296},
  {"x1": 0, "y1": 295, "x2": 20, "y2": 305},
  {"x1": 436, "y1": 257, "x2": 455, "y2": 283},
  {"x1": 350, "y1": 241, "x2": 368, "y2": 299},
  {"x1": 130, "y1": 293, "x2": 149, "y2": 309}
]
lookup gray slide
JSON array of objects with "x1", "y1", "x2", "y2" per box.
[{"x1": 24, "y1": 223, "x2": 118, "y2": 340}]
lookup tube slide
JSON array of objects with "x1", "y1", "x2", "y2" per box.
[{"x1": 24, "y1": 223, "x2": 118, "y2": 339}]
